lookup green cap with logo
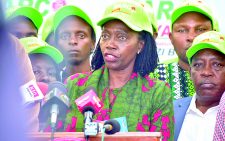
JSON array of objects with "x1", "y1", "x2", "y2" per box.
[
  {"x1": 137, "y1": 0, "x2": 158, "y2": 32},
  {"x1": 97, "y1": 0, "x2": 153, "y2": 35},
  {"x1": 187, "y1": 31, "x2": 225, "y2": 64},
  {"x1": 53, "y1": 5, "x2": 96, "y2": 36},
  {"x1": 171, "y1": 0, "x2": 219, "y2": 31},
  {"x1": 20, "y1": 37, "x2": 63, "y2": 64},
  {"x1": 41, "y1": 14, "x2": 54, "y2": 41},
  {"x1": 6, "y1": 6, "x2": 43, "y2": 30}
]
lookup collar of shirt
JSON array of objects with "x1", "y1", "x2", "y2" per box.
[
  {"x1": 178, "y1": 94, "x2": 220, "y2": 141},
  {"x1": 186, "y1": 93, "x2": 219, "y2": 117}
]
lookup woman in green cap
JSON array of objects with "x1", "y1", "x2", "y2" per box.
[{"x1": 64, "y1": 1, "x2": 174, "y2": 141}]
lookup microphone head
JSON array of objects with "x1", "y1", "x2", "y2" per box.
[
  {"x1": 75, "y1": 88, "x2": 103, "y2": 114},
  {"x1": 41, "y1": 81, "x2": 69, "y2": 106},
  {"x1": 37, "y1": 82, "x2": 48, "y2": 96},
  {"x1": 104, "y1": 119, "x2": 121, "y2": 135},
  {"x1": 48, "y1": 81, "x2": 67, "y2": 94},
  {"x1": 39, "y1": 81, "x2": 70, "y2": 122},
  {"x1": 20, "y1": 80, "x2": 44, "y2": 105}
]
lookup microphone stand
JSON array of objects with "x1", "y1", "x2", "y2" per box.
[
  {"x1": 50, "y1": 104, "x2": 59, "y2": 141},
  {"x1": 51, "y1": 126, "x2": 55, "y2": 141},
  {"x1": 84, "y1": 111, "x2": 91, "y2": 141}
]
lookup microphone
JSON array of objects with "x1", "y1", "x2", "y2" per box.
[
  {"x1": 113, "y1": 117, "x2": 128, "y2": 132},
  {"x1": 75, "y1": 89, "x2": 103, "y2": 114},
  {"x1": 39, "y1": 81, "x2": 70, "y2": 130},
  {"x1": 20, "y1": 79, "x2": 44, "y2": 106},
  {"x1": 75, "y1": 88, "x2": 104, "y2": 137},
  {"x1": 103, "y1": 119, "x2": 121, "y2": 135},
  {"x1": 37, "y1": 82, "x2": 48, "y2": 96}
]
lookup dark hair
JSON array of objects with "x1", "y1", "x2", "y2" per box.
[
  {"x1": 91, "y1": 31, "x2": 158, "y2": 77},
  {"x1": 55, "y1": 15, "x2": 96, "y2": 43}
]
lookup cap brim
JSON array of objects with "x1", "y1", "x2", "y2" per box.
[
  {"x1": 187, "y1": 43, "x2": 225, "y2": 63},
  {"x1": 54, "y1": 6, "x2": 96, "y2": 36},
  {"x1": 172, "y1": 6, "x2": 213, "y2": 29},
  {"x1": 97, "y1": 13, "x2": 143, "y2": 32},
  {"x1": 9, "y1": 7, "x2": 43, "y2": 29},
  {"x1": 30, "y1": 46, "x2": 63, "y2": 64}
]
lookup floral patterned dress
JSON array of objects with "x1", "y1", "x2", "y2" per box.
[{"x1": 64, "y1": 66, "x2": 174, "y2": 141}]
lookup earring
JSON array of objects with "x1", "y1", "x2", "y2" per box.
[
  {"x1": 90, "y1": 48, "x2": 94, "y2": 54},
  {"x1": 137, "y1": 50, "x2": 140, "y2": 54}
]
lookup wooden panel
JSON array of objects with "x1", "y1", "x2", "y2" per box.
[{"x1": 27, "y1": 132, "x2": 162, "y2": 141}]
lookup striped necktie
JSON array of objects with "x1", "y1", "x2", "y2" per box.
[{"x1": 213, "y1": 92, "x2": 225, "y2": 141}]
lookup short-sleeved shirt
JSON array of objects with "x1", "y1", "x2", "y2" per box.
[
  {"x1": 152, "y1": 62, "x2": 195, "y2": 99},
  {"x1": 64, "y1": 66, "x2": 174, "y2": 141}
]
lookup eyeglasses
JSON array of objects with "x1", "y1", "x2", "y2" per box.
[{"x1": 59, "y1": 32, "x2": 86, "y2": 41}]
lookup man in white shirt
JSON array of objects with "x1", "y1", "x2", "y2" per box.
[{"x1": 174, "y1": 31, "x2": 225, "y2": 141}]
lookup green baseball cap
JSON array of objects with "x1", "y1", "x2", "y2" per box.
[
  {"x1": 20, "y1": 37, "x2": 63, "y2": 64},
  {"x1": 53, "y1": 5, "x2": 96, "y2": 36},
  {"x1": 147, "y1": 5, "x2": 158, "y2": 33},
  {"x1": 97, "y1": 0, "x2": 153, "y2": 35},
  {"x1": 41, "y1": 14, "x2": 54, "y2": 41},
  {"x1": 187, "y1": 31, "x2": 225, "y2": 64},
  {"x1": 137, "y1": 0, "x2": 158, "y2": 32},
  {"x1": 171, "y1": 0, "x2": 219, "y2": 31},
  {"x1": 6, "y1": 6, "x2": 43, "y2": 30}
]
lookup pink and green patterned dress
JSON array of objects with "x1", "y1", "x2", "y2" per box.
[{"x1": 64, "y1": 66, "x2": 174, "y2": 141}]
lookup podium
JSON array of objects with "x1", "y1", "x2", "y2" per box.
[{"x1": 27, "y1": 132, "x2": 161, "y2": 141}]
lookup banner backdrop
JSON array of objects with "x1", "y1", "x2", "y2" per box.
[{"x1": 5, "y1": 0, "x2": 225, "y2": 63}]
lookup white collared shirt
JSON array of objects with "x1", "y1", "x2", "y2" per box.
[{"x1": 178, "y1": 94, "x2": 219, "y2": 141}]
